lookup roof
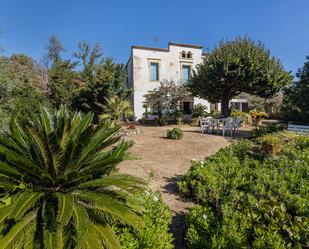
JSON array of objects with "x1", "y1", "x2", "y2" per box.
[
  {"x1": 131, "y1": 42, "x2": 204, "y2": 52},
  {"x1": 131, "y1": 45, "x2": 169, "y2": 52},
  {"x1": 128, "y1": 42, "x2": 206, "y2": 66},
  {"x1": 168, "y1": 42, "x2": 203, "y2": 49}
]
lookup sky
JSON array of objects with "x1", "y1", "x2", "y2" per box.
[{"x1": 0, "y1": 0, "x2": 309, "y2": 74}]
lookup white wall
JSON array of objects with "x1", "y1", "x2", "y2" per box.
[{"x1": 128, "y1": 43, "x2": 211, "y2": 119}]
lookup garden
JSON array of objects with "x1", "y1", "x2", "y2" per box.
[
  {"x1": 178, "y1": 130, "x2": 309, "y2": 248},
  {"x1": 0, "y1": 35, "x2": 308, "y2": 249}
]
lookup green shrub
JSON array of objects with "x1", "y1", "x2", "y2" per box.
[
  {"x1": 167, "y1": 128, "x2": 183, "y2": 140},
  {"x1": 179, "y1": 134, "x2": 309, "y2": 249},
  {"x1": 230, "y1": 110, "x2": 251, "y2": 124},
  {"x1": 192, "y1": 104, "x2": 208, "y2": 118},
  {"x1": 116, "y1": 192, "x2": 174, "y2": 249},
  {"x1": 255, "y1": 131, "x2": 309, "y2": 155},
  {"x1": 257, "y1": 133, "x2": 282, "y2": 155},
  {"x1": 251, "y1": 124, "x2": 286, "y2": 138}
]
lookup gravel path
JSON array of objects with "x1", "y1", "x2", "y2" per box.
[{"x1": 118, "y1": 125, "x2": 248, "y2": 248}]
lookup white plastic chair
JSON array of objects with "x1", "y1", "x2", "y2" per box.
[
  {"x1": 200, "y1": 117, "x2": 214, "y2": 134},
  {"x1": 221, "y1": 118, "x2": 234, "y2": 136},
  {"x1": 233, "y1": 117, "x2": 243, "y2": 134}
]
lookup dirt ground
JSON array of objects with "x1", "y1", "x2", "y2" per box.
[{"x1": 118, "y1": 125, "x2": 250, "y2": 249}]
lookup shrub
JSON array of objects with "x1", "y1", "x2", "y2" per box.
[
  {"x1": 230, "y1": 110, "x2": 251, "y2": 124},
  {"x1": 257, "y1": 133, "x2": 283, "y2": 155},
  {"x1": 116, "y1": 192, "x2": 174, "y2": 249},
  {"x1": 167, "y1": 128, "x2": 183, "y2": 140},
  {"x1": 251, "y1": 123, "x2": 286, "y2": 138},
  {"x1": 0, "y1": 106, "x2": 149, "y2": 248},
  {"x1": 192, "y1": 104, "x2": 208, "y2": 118},
  {"x1": 249, "y1": 109, "x2": 268, "y2": 120},
  {"x1": 179, "y1": 134, "x2": 309, "y2": 249}
]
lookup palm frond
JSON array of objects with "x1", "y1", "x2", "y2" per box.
[
  {"x1": 55, "y1": 193, "x2": 73, "y2": 226},
  {"x1": 8, "y1": 191, "x2": 42, "y2": 220},
  {"x1": 0, "y1": 211, "x2": 37, "y2": 249},
  {"x1": 0, "y1": 105, "x2": 147, "y2": 248},
  {"x1": 73, "y1": 190, "x2": 143, "y2": 228}
]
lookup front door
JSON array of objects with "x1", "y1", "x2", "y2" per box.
[{"x1": 183, "y1": 101, "x2": 192, "y2": 114}]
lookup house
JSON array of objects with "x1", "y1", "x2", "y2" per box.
[{"x1": 126, "y1": 42, "x2": 247, "y2": 120}]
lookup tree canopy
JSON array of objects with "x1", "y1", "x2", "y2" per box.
[
  {"x1": 280, "y1": 56, "x2": 309, "y2": 123},
  {"x1": 187, "y1": 37, "x2": 292, "y2": 116},
  {"x1": 144, "y1": 80, "x2": 188, "y2": 118},
  {"x1": 0, "y1": 54, "x2": 49, "y2": 129}
]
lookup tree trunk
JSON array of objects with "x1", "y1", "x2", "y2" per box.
[{"x1": 221, "y1": 93, "x2": 230, "y2": 117}]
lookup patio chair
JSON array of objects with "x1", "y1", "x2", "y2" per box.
[
  {"x1": 200, "y1": 117, "x2": 214, "y2": 134},
  {"x1": 221, "y1": 117, "x2": 234, "y2": 136},
  {"x1": 233, "y1": 117, "x2": 243, "y2": 134}
]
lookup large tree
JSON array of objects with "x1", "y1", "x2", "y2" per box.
[
  {"x1": 44, "y1": 36, "x2": 79, "y2": 107},
  {"x1": 188, "y1": 37, "x2": 292, "y2": 116},
  {"x1": 0, "y1": 54, "x2": 49, "y2": 129},
  {"x1": 280, "y1": 56, "x2": 309, "y2": 123},
  {"x1": 71, "y1": 45, "x2": 130, "y2": 121}
]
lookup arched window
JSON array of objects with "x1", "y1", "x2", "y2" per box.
[
  {"x1": 181, "y1": 51, "x2": 186, "y2": 58},
  {"x1": 187, "y1": 51, "x2": 192, "y2": 58}
]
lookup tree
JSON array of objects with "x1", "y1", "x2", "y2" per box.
[
  {"x1": 0, "y1": 106, "x2": 146, "y2": 248},
  {"x1": 280, "y1": 56, "x2": 309, "y2": 123},
  {"x1": 237, "y1": 92, "x2": 283, "y2": 118},
  {"x1": 44, "y1": 35, "x2": 65, "y2": 66},
  {"x1": 44, "y1": 36, "x2": 79, "y2": 107},
  {"x1": 100, "y1": 95, "x2": 133, "y2": 123},
  {"x1": 71, "y1": 56, "x2": 130, "y2": 122},
  {"x1": 188, "y1": 37, "x2": 292, "y2": 116},
  {"x1": 0, "y1": 54, "x2": 49, "y2": 129},
  {"x1": 0, "y1": 29, "x2": 3, "y2": 54},
  {"x1": 144, "y1": 80, "x2": 189, "y2": 118},
  {"x1": 73, "y1": 41, "x2": 103, "y2": 69},
  {"x1": 47, "y1": 60, "x2": 79, "y2": 107}
]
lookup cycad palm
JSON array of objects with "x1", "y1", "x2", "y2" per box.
[
  {"x1": 0, "y1": 106, "x2": 145, "y2": 249},
  {"x1": 100, "y1": 96, "x2": 133, "y2": 123}
]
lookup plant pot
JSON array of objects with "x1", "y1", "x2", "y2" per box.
[{"x1": 252, "y1": 119, "x2": 262, "y2": 126}]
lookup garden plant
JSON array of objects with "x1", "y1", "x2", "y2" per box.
[
  {"x1": 0, "y1": 106, "x2": 173, "y2": 249},
  {"x1": 178, "y1": 132, "x2": 309, "y2": 248}
]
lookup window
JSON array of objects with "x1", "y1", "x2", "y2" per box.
[
  {"x1": 182, "y1": 65, "x2": 191, "y2": 83},
  {"x1": 181, "y1": 51, "x2": 186, "y2": 58},
  {"x1": 187, "y1": 51, "x2": 192, "y2": 58},
  {"x1": 150, "y1": 62, "x2": 159, "y2": 81}
]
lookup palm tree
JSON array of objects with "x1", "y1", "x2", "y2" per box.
[
  {"x1": 100, "y1": 96, "x2": 133, "y2": 123},
  {"x1": 0, "y1": 106, "x2": 145, "y2": 249}
]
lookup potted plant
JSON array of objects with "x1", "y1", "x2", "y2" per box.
[{"x1": 250, "y1": 109, "x2": 268, "y2": 126}]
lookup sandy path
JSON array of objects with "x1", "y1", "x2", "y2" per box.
[{"x1": 118, "y1": 125, "x2": 247, "y2": 248}]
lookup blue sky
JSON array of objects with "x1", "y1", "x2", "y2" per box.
[{"x1": 0, "y1": 0, "x2": 309, "y2": 74}]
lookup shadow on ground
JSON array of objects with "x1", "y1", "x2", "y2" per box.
[{"x1": 163, "y1": 175, "x2": 193, "y2": 249}]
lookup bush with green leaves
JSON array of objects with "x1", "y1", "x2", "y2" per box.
[
  {"x1": 192, "y1": 104, "x2": 208, "y2": 118},
  {"x1": 116, "y1": 191, "x2": 173, "y2": 249},
  {"x1": 179, "y1": 134, "x2": 309, "y2": 248},
  {"x1": 0, "y1": 106, "x2": 154, "y2": 249},
  {"x1": 167, "y1": 128, "x2": 183, "y2": 140},
  {"x1": 251, "y1": 123, "x2": 286, "y2": 138},
  {"x1": 230, "y1": 109, "x2": 251, "y2": 124}
]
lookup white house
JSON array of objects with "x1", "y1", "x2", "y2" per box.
[{"x1": 126, "y1": 42, "x2": 247, "y2": 120}]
